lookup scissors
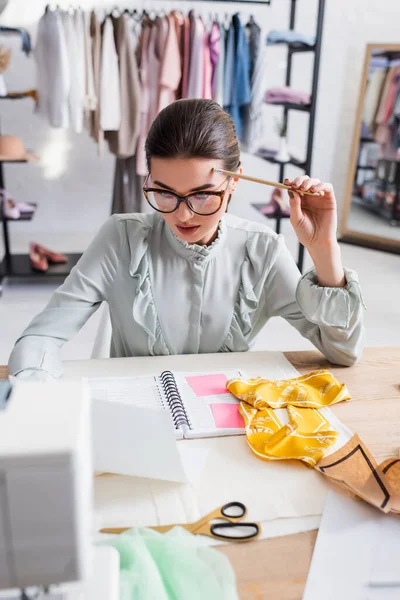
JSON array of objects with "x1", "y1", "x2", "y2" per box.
[{"x1": 100, "y1": 501, "x2": 261, "y2": 543}]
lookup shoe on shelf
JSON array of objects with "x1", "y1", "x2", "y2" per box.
[
  {"x1": 2, "y1": 197, "x2": 20, "y2": 219},
  {"x1": 261, "y1": 187, "x2": 291, "y2": 218},
  {"x1": 16, "y1": 200, "x2": 35, "y2": 213},
  {"x1": 33, "y1": 243, "x2": 68, "y2": 264},
  {"x1": 30, "y1": 243, "x2": 48, "y2": 272},
  {"x1": 0, "y1": 188, "x2": 20, "y2": 219}
]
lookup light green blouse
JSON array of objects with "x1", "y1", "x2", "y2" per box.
[{"x1": 8, "y1": 212, "x2": 365, "y2": 379}]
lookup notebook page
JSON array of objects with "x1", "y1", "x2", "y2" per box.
[
  {"x1": 88, "y1": 376, "x2": 163, "y2": 408},
  {"x1": 87, "y1": 376, "x2": 183, "y2": 439},
  {"x1": 171, "y1": 371, "x2": 246, "y2": 438}
]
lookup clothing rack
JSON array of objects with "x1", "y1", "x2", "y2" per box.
[
  {"x1": 168, "y1": 0, "x2": 271, "y2": 3},
  {"x1": 0, "y1": 32, "x2": 81, "y2": 297},
  {"x1": 252, "y1": 0, "x2": 325, "y2": 273}
]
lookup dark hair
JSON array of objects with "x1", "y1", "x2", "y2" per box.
[{"x1": 145, "y1": 99, "x2": 240, "y2": 172}]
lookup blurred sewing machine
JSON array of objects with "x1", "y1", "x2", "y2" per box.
[{"x1": 0, "y1": 381, "x2": 119, "y2": 600}]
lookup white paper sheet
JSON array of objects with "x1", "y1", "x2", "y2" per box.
[
  {"x1": 303, "y1": 491, "x2": 400, "y2": 600},
  {"x1": 92, "y1": 398, "x2": 187, "y2": 482},
  {"x1": 93, "y1": 438, "x2": 330, "y2": 534},
  {"x1": 69, "y1": 351, "x2": 332, "y2": 540}
]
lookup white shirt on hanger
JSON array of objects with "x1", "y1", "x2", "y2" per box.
[
  {"x1": 61, "y1": 10, "x2": 84, "y2": 133},
  {"x1": 100, "y1": 16, "x2": 121, "y2": 131},
  {"x1": 83, "y1": 10, "x2": 97, "y2": 114},
  {"x1": 35, "y1": 9, "x2": 70, "y2": 128},
  {"x1": 187, "y1": 17, "x2": 205, "y2": 99}
]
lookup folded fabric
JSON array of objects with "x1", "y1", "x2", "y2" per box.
[
  {"x1": 255, "y1": 146, "x2": 278, "y2": 159},
  {"x1": 267, "y1": 30, "x2": 316, "y2": 47},
  {"x1": 264, "y1": 86, "x2": 311, "y2": 106},
  {"x1": 228, "y1": 371, "x2": 400, "y2": 516},
  {"x1": 100, "y1": 526, "x2": 239, "y2": 600},
  {"x1": 227, "y1": 370, "x2": 351, "y2": 467}
]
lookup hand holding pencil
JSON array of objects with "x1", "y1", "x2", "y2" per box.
[{"x1": 213, "y1": 167, "x2": 340, "y2": 261}]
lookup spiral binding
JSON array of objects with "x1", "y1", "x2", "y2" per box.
[{"x1": 159, "y1": 371, "x2": 192, "y2": 430}]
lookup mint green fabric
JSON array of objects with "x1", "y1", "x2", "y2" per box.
[{"x1": 99, "y1": 526, "x2": 239, "y2": 600}]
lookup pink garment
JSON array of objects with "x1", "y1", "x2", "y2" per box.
[
  {"x1": 136, "y1": 20, "x2": 152, "y2": 176},
  {"x1": 171, "y1": 11, "x2": 184, "y2": 98},
  {"x1": 209, "y1": 21, "x2": 220, "y2": 100},
  {"x1": 264, "y1": 86, "x2": 311, "y2": 105},
  {"x1": 187, "y1": 16, "x2": 205, "y2": 99},
  {"x1": 158, "y1": 15, "x2": 182, "y2": 111},
  {"x1": 383, "y1": 67, "x2": 400, "y2": 123},
  {"x1": 374, "y1": 66, "x2": 398, "y2": 146},
  {"x1": 203, "y1": 26, "x2": 212, "y2": 99},
  {"x1": 146, "y1": 18, "x2": 163, "y2": 128},
  {"x1": 181, "y1": 16, "x2": 190, "y2": 98}
]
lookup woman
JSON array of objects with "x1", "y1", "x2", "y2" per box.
[{"x1": 9, "y1": 99, "x2": 364, "y2": 380}]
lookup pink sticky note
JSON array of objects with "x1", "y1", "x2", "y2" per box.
[
  {"x1": 186, "y1": 374, "x2": 230, "y2": 397},
  {"x1": 211, "y1": 403, "x2": 245, "y2": 429}
]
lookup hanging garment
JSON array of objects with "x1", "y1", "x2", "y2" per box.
[
  {"x1": 246, "y1": 16, "x2": 261, "y2": 82},
  {"x1": 60, "y1": 10, "x2": 84, "y2": 133},
  {"x1": 136, "y1": 19, "x2": 152, "y2": 176},
  {"x1": 223, "y1": 20, "x2": 235, "y2": 109},
  {"x1": 187, "y1": 16, "x2": 205, "y2": 99},
  {"x1": 209, "y1": 21, "x2": 220, "y2": 100},
  {"x1": 374, "y1": 66, "x2": 400, "y2": 148},
  {"x1": 158, "y1": 14, "x2": 182, "y2": 112},
  {"x1": 363, "y1": 69, "x2": 386, "y2": 132},
  {"x1": 214, "y1": 22, "x2": 225, "y2": 106},
  {"x1": 171, "y1": 10, "x2": 184, "y2": 99},
  {"x1": 111, "y1": 156, "x2": 144, "y2": 214},
  {"x1": 202, "y1": 24, "x2": 212, "y2": 100},
  {"x1": 83, "y1": 11, "x2": 96, "y2": 115},
  {"x1": 383, "y1": 67, "x2": 400, "y2": 123},
  {"x1": 181, "y1": 15, "x2": 191, "y2": 98},
  {"x1": 241, "y1": 45, "x2": 267, "y2": 153},
  {"x1": 99, "y1": 16, "x2": 121, "y2": 132},
  {"x1": 225, "y1": 14, "x2": 251, "y2": 139},
  {"x1": 89, "y1": 10, "x2": 103, "y2": 149},
  {"x1": 146, "y1": 18, "x2": 162, "y2": 134},
  {"x1": 73, "y1": 11, "x2": 86, "y2": 133},
  {"x1": 105, "y1": 14, "x2": 142, "y2": 158},
  {"x1": 35, "y1": 9, "x2": 70, "y2": 128}
]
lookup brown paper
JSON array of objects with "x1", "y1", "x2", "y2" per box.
[{"x1": 316, "y1": 434, "x2": 400, "y2": 515}]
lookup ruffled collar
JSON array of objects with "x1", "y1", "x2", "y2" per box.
[{"x1": 164, "y1": 216, "x2": 226, "y2": 263}]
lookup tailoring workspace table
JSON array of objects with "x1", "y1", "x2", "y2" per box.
[{"x1": 1, "y1": 346, "x2": 399, "y2": 600}]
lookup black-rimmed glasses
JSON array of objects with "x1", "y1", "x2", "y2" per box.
[{"x1": 143, "y1": 176, "x2": 232, "y2": 216}]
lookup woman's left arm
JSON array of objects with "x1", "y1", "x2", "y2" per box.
[
  {"x1": 284, "y1": 175, "x2": 346, "y2": 287},
  {"x1": 262, "y1": 176, "x2": 366, "y2": 366}
]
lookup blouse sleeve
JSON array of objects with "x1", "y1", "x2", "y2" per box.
[
  {"x1": 8, "y1": 216, "x2": 122, "y2": 379},
  {"x1": 262, "y1": 236, "x2": 365, "y2": 366}
]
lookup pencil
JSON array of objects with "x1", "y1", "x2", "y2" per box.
[{"x1": 213, "y1": 168, "x2": 324, "y2": 196}]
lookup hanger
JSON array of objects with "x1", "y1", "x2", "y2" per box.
[{"x1": 109, "y1": 5, "x2": 121, "y2": 17}]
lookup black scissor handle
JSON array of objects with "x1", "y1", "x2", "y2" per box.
[
  {"x1": 210, "y1": 522, "x2": 260, "y2": 541},
  {"x1": 220, "y1": 501, "x2": 247, "y2": 520}
]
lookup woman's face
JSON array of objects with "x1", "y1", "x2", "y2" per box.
[{"x1": 147, "y1": 157, "x2": 239, "y2": 245}]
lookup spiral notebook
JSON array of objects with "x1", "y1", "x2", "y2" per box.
[{"x1": 88, "y1": 370, "x2": 245, "y2": 439}]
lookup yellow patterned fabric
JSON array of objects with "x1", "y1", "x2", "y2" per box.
[{"x1": 227, "y1": 370, "x2": 351, "y2": 467}]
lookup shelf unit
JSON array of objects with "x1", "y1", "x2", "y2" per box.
[
  {"x1": 0, "y1": 36, "x2": 80, "y2": 295},
  {"x1": 0, "y1": 157, "x2": 82, "y2": 294},
  {"x1": 252, "y1": 0, "x2": 325, "y2": 272}
]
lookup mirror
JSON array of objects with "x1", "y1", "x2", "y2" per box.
[{"x1": 340, "y1": 44, "x2": 400, "y2": 254}]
